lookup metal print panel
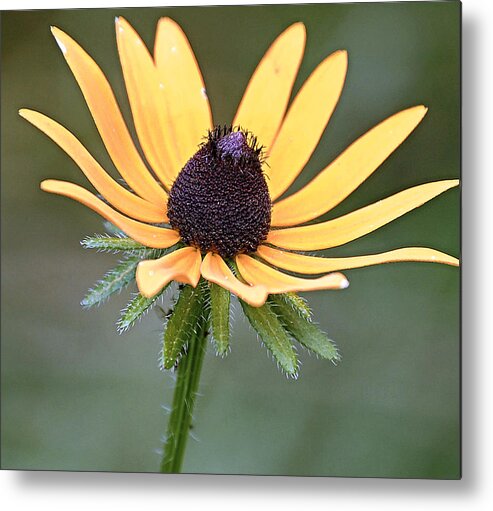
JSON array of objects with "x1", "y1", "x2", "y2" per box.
[{"x1": 1, "y1": 1, "x2": 460, "y2": 478}]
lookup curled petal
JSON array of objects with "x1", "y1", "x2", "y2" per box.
[
  {"x1": 267, "y1": 180, "x2": 459, "y2": 251},
  {"x1": 51, "y1": 26, "x2": 168, "y2": 206},
  {"x1": 267, "y1": 50, "x2": 348, "y2": 199},
  {"x1": 154, "y1": 17, "x2": 213, "y2": 180},
  {"x1": 233, "y1": 22, "x2": 306, "y2": 151},
  {"x1": 236, "y1": 254, "x2": 349, "y2": 294},
  {"x1": 271, "y1": 105, "x2": 428, "y2": 226},
  {"x1": 257, "y1": 245, "x2": 459, "y2": 274},
  {"x1": 20, "y1": 109, "x2": 167, "y2": 224},
  {"x1": 41, "y1": 180, "x2": 180, "y2": 248},
  {"x1": 200, "y1": 252, "x2": 268, "y2": 308},
  {"x1": 116, "y1": 17, "x2": 177, "y2": 189},
  {"x1": 136, "y1": 247, "x2": 202, "y2": 298}
]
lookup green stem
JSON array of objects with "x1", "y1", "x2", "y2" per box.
[{"x1": 160, "y1": 316, "x2": 208, "y2": 473}]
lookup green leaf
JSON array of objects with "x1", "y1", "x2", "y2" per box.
[
  {"x1": 209, "y1": 283, "x2": 230, "y2": 356},
  {"x1": 280, "y1": 292, "x2": 312, "y2": 321},
  {"x1": 81, "y1": 256, "x2": 140, "y2": 308},
  {"x1": 240, "y1": 299, "x2": 299, "y2": 377},
  {"x1": 117, "y1": 288, "x2": 168, "y2": 333},
  {"x1": 162, "y1": 284, "x2": 206, "y2": 370},
  {"x1": 81, "y1": 234, "x2": 150, "y2": 253},
  {"x1": 269, "y1": 294, "x2": 340, "y2": 362}
]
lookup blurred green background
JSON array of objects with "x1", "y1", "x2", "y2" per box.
[{"x1": 1, "y1": 2, "x2": 460, "y2": 477}]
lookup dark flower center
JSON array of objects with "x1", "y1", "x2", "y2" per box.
[{"x1": 167, "y1": 126, "x2": 272, "y2": 259}]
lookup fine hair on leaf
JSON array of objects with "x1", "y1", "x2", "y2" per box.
[
  {"x1": 239, "y1": 298, "x2": 299, "y2": 377},
  {"x1": 117, "y1": 287, "x2": 169, "y2": 333},
  {"x1": 279, "y1": 292, "x2": 312, "y2": 321},
  {"x1": 269, "y1": 294, "x2": 340, "y2": 363},
  {"x1": 81, "y1": 234, "x2": 147, "y2": 253},
  {"x1": 208, "y1": 282, "x2": 231, "y2": 356},
  {"x1": 81, "y1": 234, "x2": 172, "y2": 258},
  {"x1": 81, "y1": 256, "x2": 140, "y2": 308},
  {"x1": 161, "y1": 282, "x2": 206, "y2": 370}
]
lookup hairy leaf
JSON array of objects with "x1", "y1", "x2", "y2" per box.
[
  {"x1": 81, "y1": 234, "x2": 150, "y2": 253},
  {"x1": 162, "y1": 283, "x2": 205, "y2": 370},
  {"x1": 209, "y1": 283, "x2": 230, "y2": 356},
  {"x1": 280, "y1": 292, "x2": 312, "y2": 321},
  {"x1": 81, "y1": 256, "x2": 139, "y2": 308},
  {"x1": 240, "y1": 299, "x2": 299, "y2": 377},
  {"x1": 117, "y1": 288, "x2": 167, "y2": 333},
  {"x1": 269, "y1": 294, "x2": 340, "y2": 362}
]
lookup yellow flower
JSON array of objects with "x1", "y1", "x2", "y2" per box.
[{"x1": 20, "y1": 17, "x2": 458, "y2": 308}]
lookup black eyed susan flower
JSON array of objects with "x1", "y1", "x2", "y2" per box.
[{"x1": 21, "y1": 17, "x2": 458, "y2": 376}]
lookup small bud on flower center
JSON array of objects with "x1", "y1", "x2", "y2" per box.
[{"x1": 167, "y1": 126, "x2": 272, "y2": 259}]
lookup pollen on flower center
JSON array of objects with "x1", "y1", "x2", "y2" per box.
[{"x1": 167, "y1": 126, "x2": 272, "y2": 259}]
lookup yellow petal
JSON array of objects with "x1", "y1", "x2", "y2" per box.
[
  {"x1": 20, "y1": 109, "x2": 167, "y2": 224},
  {"x1": 271, "y1": 105, "x2": 428, "y2": 226},
  {"x1": 267, "y1": 50, "x2": 348, "y2": 199},
  {"x1": 257, "y1": 245, "x2": 459, "y2": 274},
  {"x1": 116, "y1": 17, "x2": 177, "y2": 189},
  {"x1": 136, "y1": 247, "x2": 202, "y2": 298},
  {"x1": 200, "y1": 252, "x2": 268, "y2": 308},
  {"x1": 50, "y1": 26, "x2": 168, "y2": 206},
  {"x1": 236, "y1": 254, "x2": 349, "y2": 294},
  {"x1": 233, "y1": 23, "x2": 306, "y2": 150},
  {"x1": 154, "y1": 17, "x2": 213, "y2": 180},
  {"x1": 41, "y1": 180, "x2": 180, "y2": 248},
  {"x1": 267, "y1": 180, "x2": 459, "y2": 251}
]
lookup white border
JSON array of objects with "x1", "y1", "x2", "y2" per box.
[{"x1": 2, "y1": 0, "x2": 491, "y2": 510}]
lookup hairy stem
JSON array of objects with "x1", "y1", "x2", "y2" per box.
[{"x1": 160, "y1": 316, "x2": 208, "y2": 473}]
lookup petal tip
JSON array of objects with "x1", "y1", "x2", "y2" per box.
[
  {"x1": 405, "y1": 104, "x2": 428, "y2": 120},
  {"x1": 441, "y1": 178, "x2": 460, "y2": 191},
  {"x1": 335, "y1": 49, "x2": 348, "y2": 69},
  {"x1": 40, "y1": 180, "x2": 51, "y2": 192},
  {"x1": 18, "y1": 108, "x2": 42, "y2": 124},
  {"x1": 40, "y1": 179, "x2": 62, "y2": 193},
  {"x1": 157, "y1": 16, "x2": 176, "y2": 29},
  {"x1": 326, "y1": 49, "x2": 348, "y2": 68},
  {"x1": 138, "y1": 287, "x2": 155, "y2": 299},
  {"x1": 245, "y1": 285, "x2": 269, "y2": 308},
  {"x1": 50, "y1": 25, "x2": 63, "y2": 37},
  {"x1": 115, "y1": 17, "x2": 126, "y2": 34},
  {"x1": 135, "y1": 261, "x2": 159, "y2": 297},
  {"x1": 52, "y1": 29, "x2": 68, "y2": 55},
  {"x1": 284, "y1": 21, "x2": 306, "y2": 41},
  {"x1": 189, "y1": 277, "x2": 201, "y2": 288},
  {"x1": 325, "y1": 272, "x2": 349, "y2": 289},
  {"x1": 116, "y1": 16, "x2": 130, "y2": 29}
]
